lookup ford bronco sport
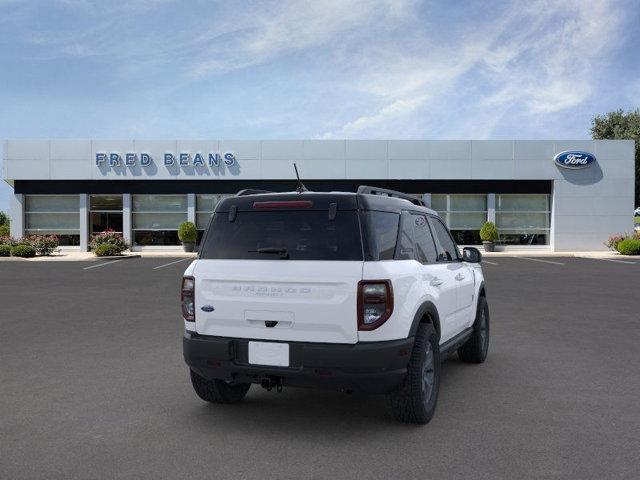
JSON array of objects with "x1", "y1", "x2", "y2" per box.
[{"x1": 182, "y1": 186, "x2": 489, "y2": 424}]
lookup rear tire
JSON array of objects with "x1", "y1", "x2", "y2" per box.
[
  {"x1": 458, "y1": 295, "x2": 490, "y2": 363},
  {"x1": 387, "y1": 323, "x2": 441, "y2": 424},
  {"x1": 189, "y1": 369, "x2": 251, "y2": 404}
]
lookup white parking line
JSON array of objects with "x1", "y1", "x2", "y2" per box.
[
  {"x1": 153, "y1": 258, "x2": 191, "y2": 270},
  {"x1": 83, "y1": 259, "x2": 123, "y2": 270},
  {"x1": 590, "y1": 257, "x2": 636, "y2": 265},
  {"x1": 516, "y1": 257, "x2": 565, "y2": 265},
  {"x1": 482, "y1": 260, "x2": 499, "y2": 265}
]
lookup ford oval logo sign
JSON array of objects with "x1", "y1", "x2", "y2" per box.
[{"x1": 554, "y1": 150, "x2": 595, "y2": 169}]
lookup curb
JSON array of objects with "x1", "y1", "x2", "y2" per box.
[{"x1": 90, "y1": 254, "x2": 142, "y2": 261}]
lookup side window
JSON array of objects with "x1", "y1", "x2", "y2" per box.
[
  {"x1": 429, "y1": 217, "x2": 460, "y2": 262},
  {"x1": 412, "y1": 214, "x2": 438, "y2": 264},
  {"x1": 396, "y1": 212, "x2": 416, "y2": 260},
  {"x1": 364, "y1": 211, "x2": 399, "y2": 260}
]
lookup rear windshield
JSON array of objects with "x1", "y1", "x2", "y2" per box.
[{"x1": 199, "y1": 210, "x2": 364, "y2": 261}]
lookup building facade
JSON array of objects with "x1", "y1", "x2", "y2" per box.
[{"x1": 2, "y1": 139, "x2": 635, "y2": 251}]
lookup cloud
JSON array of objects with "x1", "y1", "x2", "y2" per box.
[
  {"x1": 0, "y1": 0, "x2": 632, "y2": 142},
  {"x1": 323, "y1": 0, "x2": 625, "y2": 138}
]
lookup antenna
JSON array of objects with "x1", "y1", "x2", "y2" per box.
[{"x1": 293, "y1": 163, "x2": 308, "y2": 193}]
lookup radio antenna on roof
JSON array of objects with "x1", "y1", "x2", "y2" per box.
[{"x1": 293, "y1": 163, "x2": 308, "y2": 193}]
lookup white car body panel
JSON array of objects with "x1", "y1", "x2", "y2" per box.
[{"x1": 192, "y1": 259, "x2": 362, "y2": 344}]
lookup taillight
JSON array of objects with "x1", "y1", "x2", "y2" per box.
[
  {"x1": 357, "y1": 280, "x2": 393, "y2": 330},
  {"x1": 181, "y1": 276, "x2": 195, "y2": 322}
]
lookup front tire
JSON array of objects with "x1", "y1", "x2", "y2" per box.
[
  {"x1": 458, "y1": 295, "x2": 490, "y2": 363},
  {"x1": 190, "y1": 369, "x2": 251, "y2": 404},
  {"x1": 387, "y1": 323, "x2": 441, "y2": 424}
]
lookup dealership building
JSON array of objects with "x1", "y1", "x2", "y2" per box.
[{"x1": 2, "y1": 139, "x2": 635, "y2": 251}]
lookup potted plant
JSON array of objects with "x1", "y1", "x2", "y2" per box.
[
  {"x1": 178, "y1": 221, "x2": 198, "y2": 252},
  {"x1": 480, "y1": 221, "x2": 499, "y2": 252}
]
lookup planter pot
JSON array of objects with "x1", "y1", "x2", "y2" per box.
[
  {"x1": 482, "y1": 241, "x2": 495, "y2": 252},
  {"x1": 182, "y1": 242, "x2": 195, "y2": 252}
]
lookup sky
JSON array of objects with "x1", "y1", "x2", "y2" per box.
[{"x1": 1, "y1": 0, "x2": 639, "y2": 212}]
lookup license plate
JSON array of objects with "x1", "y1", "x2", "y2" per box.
[{"x1": 248, "y1": 341, "x2": 289, "y2": 367}]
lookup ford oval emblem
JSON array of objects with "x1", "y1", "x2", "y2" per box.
[{"x1": 554, "y1": 150, "x2": 595, "y2": 169}]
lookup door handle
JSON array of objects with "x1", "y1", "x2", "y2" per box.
[
  {"x1": 430, "y1": 278, "x2": 443, "y2": 287},
  {"x1": 455, "y1": 273, "x2": 465, "y2": 281}
]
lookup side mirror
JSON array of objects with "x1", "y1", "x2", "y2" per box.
[{"x1": 462, "y1": 247, "x2": 482, "y2": 263}]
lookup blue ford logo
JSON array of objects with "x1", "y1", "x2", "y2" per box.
[{"x1": 554, "y1": 150, "x2": 595, "y2": 169}]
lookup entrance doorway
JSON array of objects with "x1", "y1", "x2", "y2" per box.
[{"x1": 90, "y1": 195, "x2": 123, "y2": 235}]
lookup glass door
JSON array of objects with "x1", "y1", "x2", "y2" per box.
[{"x1": 90, "y1": 195, "x2": 123, "y2": 235}]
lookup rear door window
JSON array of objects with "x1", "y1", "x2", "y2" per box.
[
  {"x1": 200, "y1": 210, "x2": 363, "y2": 261},
  {"x1": 428, "y1": 216, "x2": 460, "y2": 262}
]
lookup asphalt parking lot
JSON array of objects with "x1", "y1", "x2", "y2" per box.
[{"x1": 1, "y1": 256, "x2": 639, "y2": 479}]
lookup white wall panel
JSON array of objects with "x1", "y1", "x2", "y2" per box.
[
  {"x1": 345, "y1": 140, "x2": 387, "y2": 160},
  {"x1": 346, "y1": 159, "x2": 387, "y2": 179},
  {"x1": 388, "y1": 140, "x2": 429, "y2": 160},
  {"x1": 261, "y1": 140, "x2": 304, "y2": 160},
  {"x1": 303, "y1": 140, "x2": 344, "y2": 160}
]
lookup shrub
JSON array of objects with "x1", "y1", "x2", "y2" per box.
[
  {"x1": 26, "y1": 234, "x2": 59, "y2": 255},
  {"x1": 178, "y1": 221, "x2": 198, "y2": 243},
  {"x1": 11, "y1": 244, "x2": 36, "y2": 258},
  {"x1": 616, "y1": 238, "x2": 640, "y2": 255},
  {"x1": 94, "y1": 243, "x2": 125, "y2": 257},
  {"x1": 0, "y1": 211, "x2": 9, "y2": 226},
  {"x1": 479, "y1": 222, "x2": 499, "y2": 242},
  {"x1": 604, "y1": 234, "x2": 627, "y2": 251},
  {"x1": 0, "y1": 244, "x2": 10, "y2": 256},
  {"x1": 90, "y1": 229, "x2": 129, "y2": 252},
  {"x1": 0, "y1": 224, "x2": 9, "y2": 237}
]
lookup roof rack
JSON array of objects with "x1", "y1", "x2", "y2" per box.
[
  {"x1": 235, "y1": 189, "x2": 273, "y2": 197},
  {"x1": 357, "y1": 185, "x2": 425, "y2": 206}
]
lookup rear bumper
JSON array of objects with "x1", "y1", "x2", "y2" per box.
[{"x1": 183, "y1": 331, "x2": 414, "y2": 394}]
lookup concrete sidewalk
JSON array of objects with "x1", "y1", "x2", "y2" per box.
[
  {"x1": 0, "y1": 251, "x2": 198, "y2": 261},
  {"x1": 1, "y1": 249, "x2": 637, "y2": 261}
]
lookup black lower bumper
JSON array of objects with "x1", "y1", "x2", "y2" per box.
[{"x1": 183, "y1": 332, "x2": 414, "y2": 394}]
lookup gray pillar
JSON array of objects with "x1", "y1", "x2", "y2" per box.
[
  {"x1": 10, "y1": 193, "x2": 24, "y2": 239},
  {"x1": 487, "y1": 193, "x2": 496, "y2": 223},
  {"x1": 80, "y1": 194, "x2": 89, "y2": 251},
  {"x1": 422, "y1": 193, "x2": 431, "y2": 208},
  {"x1": 123, "y1": 194, "x2": 132, "y2": 247},
  {"x1": 187, "y1": 193, "x2": 196, "y2": 224}
]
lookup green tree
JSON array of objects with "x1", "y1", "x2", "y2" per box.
[
  {"x1": 590, "y1": 109, "x2": 640, "y2": 206},
  {"x1": 0, "y1": 211, "x2": 9, "y2": 226}
]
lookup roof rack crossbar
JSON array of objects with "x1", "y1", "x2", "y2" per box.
[
  {"x1": 236, "y1": 189, "x2": 273, "y2": 197},
  {"x1": 357, "y1": 185, "x2": 425, "y2": 206}
]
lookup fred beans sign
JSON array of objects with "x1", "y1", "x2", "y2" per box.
[{"x1": 95, "y1": 151, "x2": 236, "y2": 168}]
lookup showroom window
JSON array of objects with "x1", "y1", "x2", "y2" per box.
[
  {"x1": 196, "y1": 194, "x2": 232, "y2": 242},
  {"x1": 429, "y1": 194, "x2": 487, "y2": 245},
  {"x1": 496, "y1": 194, "x2": 550, "y2": 245},
  {"x1": 24, "y1": 195, "x2": 80, "y2": 246},
  {"x1": 90, "y1": 195, "x2": 123, "y2": 235},
  {"x1": 132, "y1": 195, "x2": 187, "y2": 246}
]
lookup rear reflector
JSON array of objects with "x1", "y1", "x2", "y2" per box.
[{"x1": 253, "y1": 200, "x2": 313, "y2": 209}]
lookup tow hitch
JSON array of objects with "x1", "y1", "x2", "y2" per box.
[{"x1": 260, "y1": 376, "x2": 284, "y2": 392}]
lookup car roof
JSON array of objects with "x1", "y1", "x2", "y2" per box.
[{"x1": 216, "y1": 191, "x2": 439, "y2": 216}]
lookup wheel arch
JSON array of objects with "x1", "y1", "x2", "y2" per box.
[{"x1": 408, "y1": 301, "x2": 441, "y2": 340}]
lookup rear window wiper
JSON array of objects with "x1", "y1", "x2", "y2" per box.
[{"x1": 248, "y1": 247, "x2": 290, "y2": 259}]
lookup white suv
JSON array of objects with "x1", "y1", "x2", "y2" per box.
[{"x1": 182, "y1": 186, "x2": 489, "y2": 424}]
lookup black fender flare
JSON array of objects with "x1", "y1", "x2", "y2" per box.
[
  {"x1": 478, "y1": 280, "x2": 486, "y2": 298},
  {"x1": 408, "y1": 301, "x2": 441, "y2": 340}
]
